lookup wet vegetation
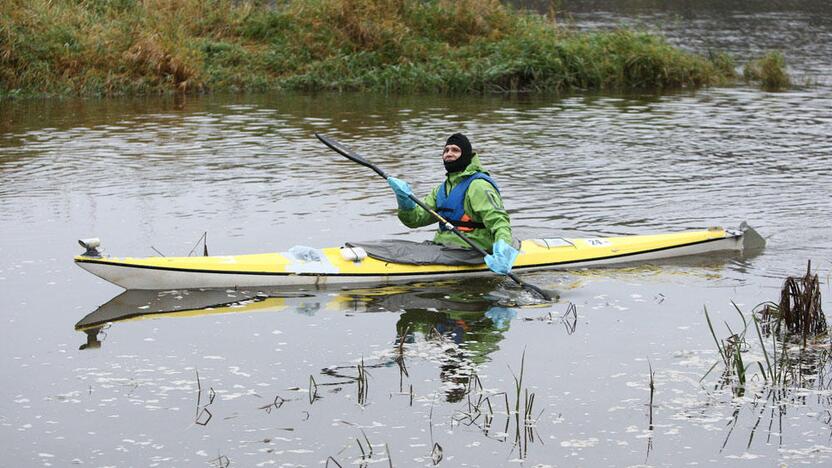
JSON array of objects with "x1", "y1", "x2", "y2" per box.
[
  {"x1": 704, "y1": 261, "x2": 828, "y2": 393},
  {"x1": 698, "y1": 262, "x2": 830, "y2": 454},
  {"x1": 743, "y1": 51, "x2": 791, "y2": 91},
  {"x1": 1, "y1": 0, "x2": 758, "y2": 98},
  {"x1": 452, "y1": 352, "x2": 542, "y2": 459},
  {"x1": 759, "y1": 260, "x2": 826, "y2": 341}
]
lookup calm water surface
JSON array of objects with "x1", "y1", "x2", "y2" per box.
[{"x1": 1, "y1": 2, "x2": 831, "y2": 467}]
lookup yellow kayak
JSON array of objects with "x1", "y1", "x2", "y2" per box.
[{"x1": 74, "y1": 223, "x2": 763, "y2": 290}]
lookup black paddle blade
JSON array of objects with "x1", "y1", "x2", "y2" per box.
[
  {"x1": 315, "y1": 133, "x2": 387, "y2": 179},
  {"x1": 522, "y1": 282, "x2": 557, "y2": 302},
  {"x1": 507, "y1": 272, "x2": 556, "y2": 302}
]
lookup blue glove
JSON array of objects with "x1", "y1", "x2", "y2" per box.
[
  {"x1": 485, "y1": 307, "x2": 517, "y2": 330},
  {"x1": 484, "y1": 239, "x2": 519, "y2": 275},
  {"x1": 387, "y1": 176, "x2": 416, "y2": 210}
]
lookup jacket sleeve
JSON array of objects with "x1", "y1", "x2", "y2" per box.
[
  {"x1": 465, "y1": 180, "x2": 513, "y2": 245},
  {"x1": 397, "y1": 184, "x2": 440, "y2": 228}
]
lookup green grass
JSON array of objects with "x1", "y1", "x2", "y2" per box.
[
  {"x1": 743, "y1": 51, "x2": 791, "y2": 91},
  {"x1": 0, "y1": 0, "x2": 766, "y2": 98}
]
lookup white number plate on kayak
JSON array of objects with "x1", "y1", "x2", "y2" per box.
[{"x1": 586, "y1": 239, "x2": 611, "y2": 247}]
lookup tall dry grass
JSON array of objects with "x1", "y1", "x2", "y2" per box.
[{"x1": 1, "y1": 0, "x2": 754, "y2": 97}]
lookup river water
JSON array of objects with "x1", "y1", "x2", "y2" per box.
[{"x1": 1, "y1": 2, "x2": 831, "y2": 467}]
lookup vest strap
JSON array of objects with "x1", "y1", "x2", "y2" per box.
[{"x1": 449, "y1": 219, "x2": 485, "y2": 229}]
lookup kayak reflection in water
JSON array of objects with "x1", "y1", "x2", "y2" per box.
[
  {"x1": 386, "y1": 133, "x2": 520, "y2": 276},
  {"x1": 74, "y1": 289, "x2": 290, "y2": 349},
  {"x1": 75, "y1": 286, "x2": 522, "y2": 403},
  {"x1": 79, "y1": 327, "x2": 103, "y2": 350}
]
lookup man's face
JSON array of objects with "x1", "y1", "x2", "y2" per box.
[{"x1": 443, "y1": 144, "x2": 463, "y2": 162}]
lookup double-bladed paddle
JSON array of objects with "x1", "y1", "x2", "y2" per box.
[{"x1": 315, "y1": 133, "x2": 554, "y2": 302}]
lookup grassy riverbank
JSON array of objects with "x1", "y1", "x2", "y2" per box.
[{"x1": 1, "y1": 0, "x2": 771, "y2": 98}]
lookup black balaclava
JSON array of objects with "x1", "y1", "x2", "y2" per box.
[{"x1": 443, "y1": 133, "x2": 473, "y2": 173}]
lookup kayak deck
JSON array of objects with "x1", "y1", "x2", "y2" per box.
[{"x1": 74, "y1": 224, "x2": 763, "y2": 290}]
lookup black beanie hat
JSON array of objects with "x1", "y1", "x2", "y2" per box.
[{"x1": 443, "y1": 133, "x2": 474, "y2": 173}]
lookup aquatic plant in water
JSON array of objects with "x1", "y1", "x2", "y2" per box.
[
  {"x1": 758, "y1": 260, "x2": 826, "y2": 343},
  {"x1": 703, "y1": 261, "x2": 828, "y2": 392},
  {"x1": 700, "y1": 267, "x2": 830, "y2": 454},
  {"x1": 450, "y1": 350, "x2": 542, "y2": 459},
  {"x1": 743, "y1": 51, "x2": 791, "y2": 91}
]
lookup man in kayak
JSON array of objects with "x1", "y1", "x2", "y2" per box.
[{"x1": 386, "y1": 133, "x2": 519, "y2": 275}]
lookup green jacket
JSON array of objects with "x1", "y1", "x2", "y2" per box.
[{"x1": 397, "y1": 154, "x2": 512, "y2": 251}]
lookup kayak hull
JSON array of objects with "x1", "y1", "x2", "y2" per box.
[{"x1": 75, "y1": 225, "x2": 762, "y2": 290}]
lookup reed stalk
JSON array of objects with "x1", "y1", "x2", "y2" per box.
[
  {"x1": 309, "y1": 375, "x2": 319, "y2": 404},
  {"x1": 705, "y1": 264, "x2": 828, "y2": 390}
]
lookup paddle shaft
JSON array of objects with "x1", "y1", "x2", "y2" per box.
[
  {"x1": 402, "y1": 191, "x2": 550, "y2": 300},
  {"x1": 314, "y1": 133, "x2": 552, "y2": 301}
]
